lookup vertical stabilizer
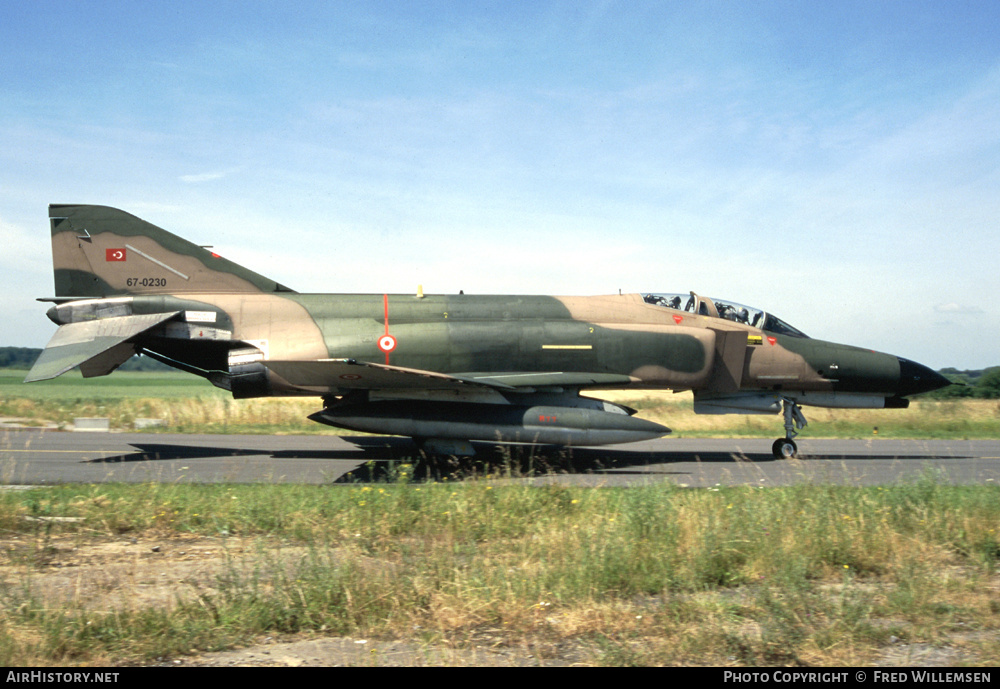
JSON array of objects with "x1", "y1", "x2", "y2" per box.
[{"x1": 49, "y1": 204, "x2": 295, "y2": 298}]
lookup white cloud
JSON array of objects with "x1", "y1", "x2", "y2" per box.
[
  {"x1": 934, "y1": 302, "x2": 984, "y2": 315},
  {"x1": 179, "y1": 168, "x2": 241, "y2": 184}
]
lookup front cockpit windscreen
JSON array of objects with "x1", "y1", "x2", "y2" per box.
[{"x1": 642, "y1": 293, "x2": 808, "y2": 338}]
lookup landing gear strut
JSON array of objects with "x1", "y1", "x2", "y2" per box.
[{"x1": 772, "y1": 398, "x2": 807, "y2": 459}]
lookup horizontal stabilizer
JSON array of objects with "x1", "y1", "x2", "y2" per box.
[{"x1": 25, "y1": 312, "x2": 181, "y2": 382}]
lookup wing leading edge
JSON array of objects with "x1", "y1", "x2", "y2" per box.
[{"x1": 264, "y1": 359, "x2": 638, "y2": 393}]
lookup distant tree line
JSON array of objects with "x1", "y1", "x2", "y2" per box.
[
  {"x1": 926, "y1": 367, "x2": 1000, "y2": 399},
  {"x1": 0, "y1": 348, "x2": 42, "y2": 369},
  {"x1": 0, "y1": 347, "x2": 173, "y2": 372}
]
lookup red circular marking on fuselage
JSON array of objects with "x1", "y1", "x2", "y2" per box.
[
  {"x1": 673, "y1": 315, "x2": 683, "y2": 324},
  {"x1": 378, "y1": 335, "x2": 398, "y2": 353}
]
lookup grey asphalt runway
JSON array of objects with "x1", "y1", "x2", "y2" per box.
[{"x1": 2, "y1": 429, "x2": 999, "y2": 487}]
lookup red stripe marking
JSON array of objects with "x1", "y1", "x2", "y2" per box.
[{"x1": 383, "y1": 294, "x2": 391, "y2": 364}]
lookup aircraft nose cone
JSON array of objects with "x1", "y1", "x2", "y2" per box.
[{"x1": 896, "y1": 358, "x2": 951, "y2": 397}]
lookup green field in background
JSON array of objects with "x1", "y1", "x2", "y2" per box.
[{"x1": 0, "y1": 369, "x2": 226, "y2": 400}]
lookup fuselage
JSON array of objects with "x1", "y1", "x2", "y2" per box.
[{"x1": 45, "y1": 290, "x2": 941, "y2": 402}]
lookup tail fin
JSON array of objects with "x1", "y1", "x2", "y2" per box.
[{"x1": 49, "y1": 204, "x2": 295, "y2": 298}]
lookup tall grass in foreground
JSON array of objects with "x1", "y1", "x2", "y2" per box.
[{"x1": 0, "y1": 477, "x2": 997, "y2": 666}]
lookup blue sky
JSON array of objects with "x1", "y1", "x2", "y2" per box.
[{"x1": 2, "y1": 1, "x2": 998, "y2": 369}]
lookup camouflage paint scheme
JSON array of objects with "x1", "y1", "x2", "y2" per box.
[{"x1": 28, "y1": 205, "x2": 950, "y2": 457}]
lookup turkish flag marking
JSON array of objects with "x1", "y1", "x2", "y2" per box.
[{"x1": 106, "y1": 248, "x2": 126, "y2": 262}]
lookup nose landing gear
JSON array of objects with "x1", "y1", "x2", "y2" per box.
[{"x1": 772, "y1": 398, "x2": 807, "y2": 459}]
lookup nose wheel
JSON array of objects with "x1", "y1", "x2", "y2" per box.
[
  {"x1": 772, "y1": 437, "x2": 798, "y2": 459},
  {"x1": 772, "y1": 398, "x2": 807, "y2": 459}
]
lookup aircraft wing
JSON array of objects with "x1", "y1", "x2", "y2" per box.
[
  {"x1": 457, "y1": 371, "x2": 639, "y2": 389},
  {"x1": 265, "y1": 359, "x2": 509, "y2": 391},
  {"x1": 25, "y1": 312, "x2": 182, "y2": 382},
  {"x1": 263, "y1": 359, "x2": 638, "y2": 393}
]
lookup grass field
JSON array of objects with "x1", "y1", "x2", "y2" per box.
[
  {"x1": 0, "y1": 369, "x2": 318, "y2": 435},
  {"x1": 0, "y1": 478, "x2": 997, "y2": 666},
  {"x1": 3, "y1": 369, "x2": 999, "y2": 439}
]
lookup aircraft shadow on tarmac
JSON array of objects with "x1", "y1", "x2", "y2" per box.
[
  {"x1": 80, "y1": 440, "x2": 416, "y2": 464},
  {"x1": 76, "y1": 436, "x2": 969, "y2": 483},
  {"x1": 81, "y1": 438, "x2": 772, "y2": 464}
]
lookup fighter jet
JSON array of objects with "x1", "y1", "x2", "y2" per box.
[{"x1": 27, "y1": 205, "x2": 950, "y2": 458}]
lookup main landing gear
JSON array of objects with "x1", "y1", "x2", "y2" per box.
[{"x1": 772, "y1": 398, "x2": 808, "y2": 459}]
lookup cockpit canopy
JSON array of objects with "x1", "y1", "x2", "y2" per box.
[{"x1": 642, "y1": 292, "x2": 808, "y2": 338}]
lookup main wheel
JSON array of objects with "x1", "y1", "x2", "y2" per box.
[{"x1": 772, "y1": 438, "x2": 798, "y2": 459}]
